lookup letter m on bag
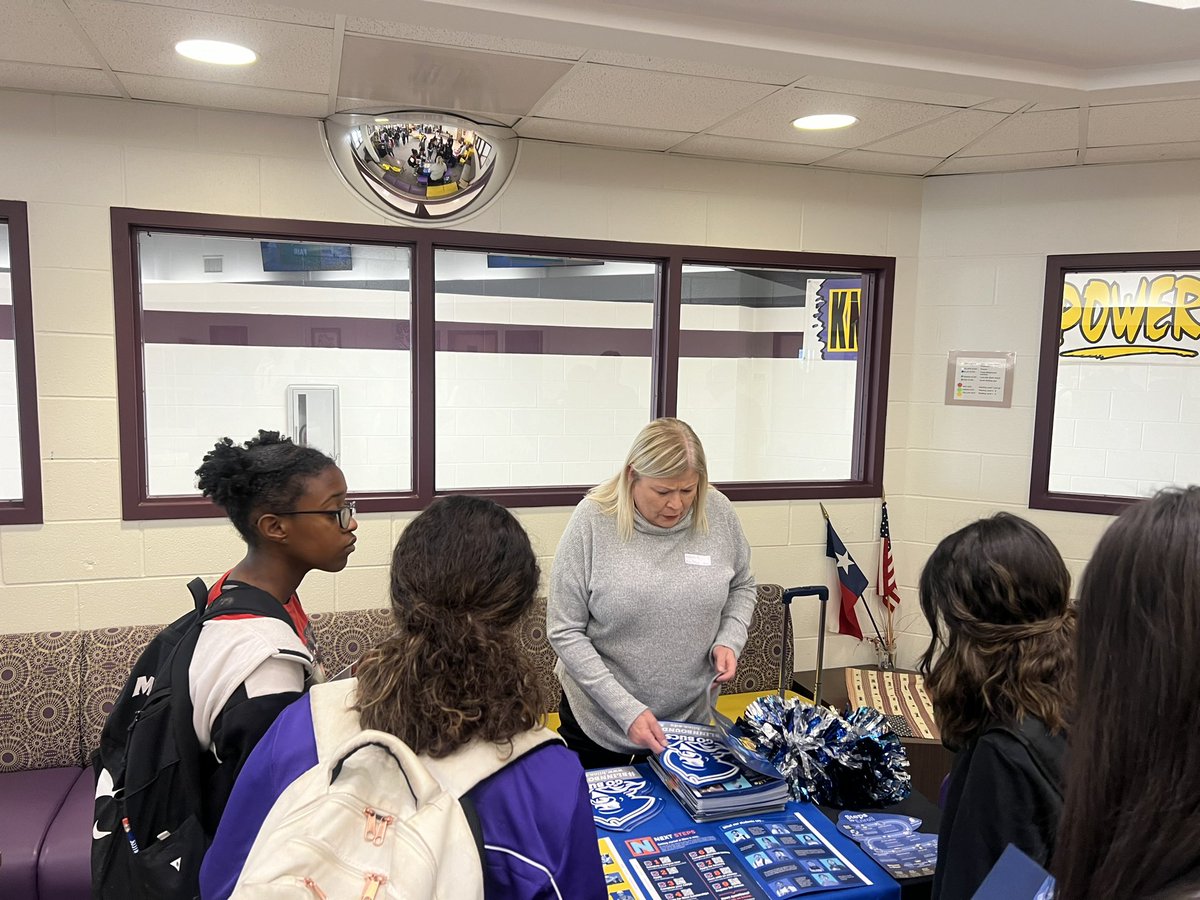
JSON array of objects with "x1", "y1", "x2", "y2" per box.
[{"x1": 132, "y1": 675, "x2": 155, "y2": 697}]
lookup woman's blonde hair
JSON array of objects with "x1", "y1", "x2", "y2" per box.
[{"x1": 587, "y1": 417, "x2": 710, "y2": 541}]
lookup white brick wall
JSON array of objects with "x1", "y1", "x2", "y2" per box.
[{"x1": 18, "y1": 89, "x2": 1198, "y2": 675}]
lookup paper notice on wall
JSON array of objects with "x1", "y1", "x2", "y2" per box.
[{"x1": 944, "y1": 351, "x2": 1015, "y2": 407}]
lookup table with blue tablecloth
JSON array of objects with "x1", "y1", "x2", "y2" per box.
[{"x1": 595, "y1": 763, "x2": 900, "y2": 900}]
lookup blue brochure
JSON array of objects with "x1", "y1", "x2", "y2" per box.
[
  {"x1": 588, "y1": 765, "x2": 663, "y2": 833},
  {"x1": 836, "y1": 812, "x2": 923, "y2": 841},
  {"x1": 972, "y1": 844, "x2": 1055, "y2": 899}
]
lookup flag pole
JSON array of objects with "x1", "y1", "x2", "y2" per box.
[
  {"x1": 823, "y1": 502, "x2": 887, "y2": 648},
  {"x1": 879, "y1": 490, "x2": 896, "y2": 657}
]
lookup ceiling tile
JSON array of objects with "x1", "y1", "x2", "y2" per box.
[
  {"x1": 817, "y1": 149, "x2": 940, "y2": 176},
  {"x1": 670, "y1": 133, "x2": 832, "y2": 164},
  {"x1": 127, "y1": 0, "x2": 334, "y2": 27},
  {"x1": 339, "y1": 36, "x2": 571, "y2": 118},
  {"x1": 119, "y1": 73, "x2": 328, "y2": 116},
  {"x1": 1086, "y1": 141, "x2": 1200, "y2": 164},
  {"x1": 1089, "y1": 97, "x2": 1200, "y2": 146},
  {"x1": 345, "y1": 17, "x2": 585, "y2": 60},
  {"x1": 534, "y1": 63, "x2": 776, "y2": 131},
  {"x1": 516, "y1": 117, "x2": 689, "y2": 151},
  {"x1": 865, "y1": 108, "x2": 1008, "y2": 156},
  {"x1": 933, "y1": 149, "x2": 1078, "y2": 175},
  {"x1": 66, "y1": 0, "x2": 333, "y2": 93},
  {"x1": 586, "y1": 50, "x2": 797, "y2": 85},
  {"x1": 708, "y1": 89, "x2": 952, "y2": 148},
  {"x1": 976, "y1": 99, "x2": 1026, "y2": 113},
  {"x1": 0, "y1": 61, "x2": 120, "y2": 97},
  {"x1": 795, "y1": 75, "x2": 989, "y2": 108},
  {"x1": 960, "y1": 108, "x2": 1078, "y2": 155},
  {"x1": 1, "y1": 0, "x2": 100, "y2": 67}
]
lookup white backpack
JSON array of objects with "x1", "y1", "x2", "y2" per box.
[{"x1": 231, "y1": 679, "x2": 561, "y2": 899}]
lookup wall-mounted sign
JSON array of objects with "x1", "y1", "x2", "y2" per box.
[
  {"x1": 944, "y1": 350, "x2": 1015, "y2": 407},
  {"x1": 812, "y1": 277, "x2": 862, "y2": 360},
  {"x1": 1060, "y1": 270, "x2": 1200, "y2": 359}
]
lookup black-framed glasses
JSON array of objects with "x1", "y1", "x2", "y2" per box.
[{"x1": 275, "y1": 501, "x2": 356, "y2": 529}]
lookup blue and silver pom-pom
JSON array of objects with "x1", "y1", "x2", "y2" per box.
[{"x1": 737, "y1": 695, "x2": 911, "y2": 807}]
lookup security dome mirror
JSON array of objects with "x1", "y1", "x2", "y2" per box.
[{"x1": 323, "y1": 110, "x2": 519, "y2": 223}]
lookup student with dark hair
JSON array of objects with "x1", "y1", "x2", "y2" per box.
[
  {"x1": 191, "y1": 430, "x2": 356, "y2": 833},
  {"x1": 1053, "y1": 487, "x2": 1200, "y2": 900},
  {"x1": 917, "y1": 513, "x2": 1073, "y2": 900},
  {"x1": 201, "y1": 495, "x2": 606, "y2": 900}
]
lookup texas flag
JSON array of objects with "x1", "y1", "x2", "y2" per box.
[{"x1": 825, "y1": 517, "x2": 867, "y2": 640}]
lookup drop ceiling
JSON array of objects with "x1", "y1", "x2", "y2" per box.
[{"x1": 5, "y1": 0, "x2": 1200, "y2": 177}]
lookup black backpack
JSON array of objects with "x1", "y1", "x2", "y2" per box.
[{"x1": 91, "y1": 577, "x2": 294, "y2": 899}]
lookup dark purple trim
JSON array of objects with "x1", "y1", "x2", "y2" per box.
[
  {"x1": 0, "y1": 304, "x2": 14, "y2": 339},
  {"x1": 412, "y1": 237, "x2": 436, "y2": 502},
  {"x1": 1030, "y1": 250, "x2": 1200, "y2": 516},
  {"x1": 140, "y1": 309, "x2": 801, "y2": 359},
  {"x1": 0, "y1": 200, "x2": 43, "y2": 525},
  {"x1": 111, "y1": 208, "x2": 894, "y2": 519}
]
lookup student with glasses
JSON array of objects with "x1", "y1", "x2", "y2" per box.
[{"x1": 189, "y1": 429, "x2": 357, "y2": 839}]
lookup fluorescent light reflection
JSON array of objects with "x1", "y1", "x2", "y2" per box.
[
  {"x1": 791, "y1": 114, "x2": 858, "y2": 131},
  {"x1": 175, "y1": 39, "x2": 257, "y2": 66}
]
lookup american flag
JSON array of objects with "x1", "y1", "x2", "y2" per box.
[{"x1": 878, "y1": 500, "x2": 901, "y2": 612}]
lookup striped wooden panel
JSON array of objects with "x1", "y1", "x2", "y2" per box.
[{"x1": 845, "y1": 668, "x2": 940, "y2": 741}]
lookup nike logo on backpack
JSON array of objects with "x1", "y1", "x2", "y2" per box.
[{"x1": 93, "y1": 821, "x2": 112, "y2": 840}]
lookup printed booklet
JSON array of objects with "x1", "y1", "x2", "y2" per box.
[
  {"x1": 650, "y1": 721, "x2": 789, "y2": 821},
  {"x1": 602, "y1": 810, "x2": 872, "y2": 899},
  {"x1": 589, "y1": 765, "x2": 664, "y2": 833}
]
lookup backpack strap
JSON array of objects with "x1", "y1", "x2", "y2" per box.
[
  {"x1": 309, "y1": 679, "x2": 364, "y2": 759},
  {"x1": 199, "y1": 582, "x2": 296, "y2": 630},
  {"x1": 423, "y1": 728, "x2": 564, "y2": 799}
]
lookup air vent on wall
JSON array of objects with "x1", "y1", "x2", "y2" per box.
[{"x1": 203, "y1": 255, "x2": 224, "y2": 273}]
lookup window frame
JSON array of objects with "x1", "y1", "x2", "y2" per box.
[
  {"x1": 112, "y1": 207, "x2": 895, "y2": 520},
  {"x1": 1030, "y1": 250, "x2": 1200, "y2": 515},
  {"x1": 0, "y1": 199, "x2": 43, "y2": 525}
]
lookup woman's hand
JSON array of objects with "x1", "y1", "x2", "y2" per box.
[
  {"x1": 627, "y1": 709, "x2": 668, "y2": 754},
  {"x1": 712, "y1": 644, "x2": 738, "y2": 683}
]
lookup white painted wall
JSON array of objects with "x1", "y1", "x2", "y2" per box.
[{"x1": 13, "y1": 89, "x2": 1195, "y2": 677}]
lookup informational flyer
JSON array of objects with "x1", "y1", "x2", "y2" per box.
[
  {"x1": 613, "y1": 812, "x2": 872, "y2": 899},
  {"x1": 944, "y1": 350, "x2": 1015, "y2": 407},
  {"x1": 835, "y1": 812, "x2": 938, "y2": 880}
]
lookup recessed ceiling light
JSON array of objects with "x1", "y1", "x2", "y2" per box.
[
  {"x1": 792, "y1": 114, "x2": 858, "y2": 131},
  {"x1": 1130, "y1": 0, "x2": 1200, "y2": 7},
  {"x1": 174, "y1": 39, "x2": 257, "y2": 66}
]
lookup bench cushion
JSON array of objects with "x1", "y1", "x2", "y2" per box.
[{"x1": 0, "y1": 766, "x2": 80, "y2": 897}]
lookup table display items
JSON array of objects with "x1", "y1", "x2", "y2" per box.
[
  {"x1": 649, "y1": 721, "x2": 791, "y2": 822},
  {"x1": 589, "y1": 766, "x2": 665, "y2": 832},
  {"x1": 731, "y1": 695, "x2": 912, "y2": 808},
  {"x1": 835, "y1": 812, "x2": 937, "y2": 880}
]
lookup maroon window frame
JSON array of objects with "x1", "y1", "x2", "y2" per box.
[
  {"x1": 113, "y1": 208, "x2": 895, "y2": 520},
  {"x1": 1031, "y1": 250, "x2": 1200, "y2": 515},
  {"x1": 0, "y1": 200, "x2": 42, "y2": 525}
]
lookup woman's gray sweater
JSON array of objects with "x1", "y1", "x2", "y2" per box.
[{"x1": 547, "y1": 489, "x2": 757, "y2": 754}]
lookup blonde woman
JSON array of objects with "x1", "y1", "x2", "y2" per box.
[{"x1": 548, "y1": 418, "x2": 757, "y2": 769}]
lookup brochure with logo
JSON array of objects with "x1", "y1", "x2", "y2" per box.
[
  {"x1": 650, "y1": 722, "x2": 789, "y2": 821},
  {"x1": 589, "y1": 766, "x2": 664, "y2": 833},
  {"x1": 620, "y1": 827, "x2": 772, "y2": 899}
]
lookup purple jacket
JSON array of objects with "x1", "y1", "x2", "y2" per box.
[{"x1": 200, "y1": 694, "x2": 607, "y2": 900}]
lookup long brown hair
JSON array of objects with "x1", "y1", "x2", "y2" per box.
[
  {"x1": 353, "y1": 495, "x2": 545, "y2": 757},
  {"x1": 1054, "y1": 488, "x2": 1200, "y2": 900},
  {"x1": 917, "y1": 513, "x2": 1074, "y2": 750}
]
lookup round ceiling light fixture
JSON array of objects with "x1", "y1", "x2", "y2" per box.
[
  {"x1": 791, "y1": 114, "x2": 858, "y2": 130},
  {"x1": 175, "y1": 39, "x2": 257, "y2": 65}
]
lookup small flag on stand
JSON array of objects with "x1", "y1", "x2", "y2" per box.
[
  {"x1": 820, "y1": 503, "x2": 867, "y2": 640},
  {"x1": 878, "y1": 498, "x2": 901, "y2": 612}
]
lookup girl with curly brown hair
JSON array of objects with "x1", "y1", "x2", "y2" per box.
[
  {"x1": 918, "y1": 512, "x2": 1074, "y2": 900},
  {"x1": 202, "y1": 495, "x2": 606, "y2": 900}
]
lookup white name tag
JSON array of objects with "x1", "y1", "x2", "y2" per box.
[{"x1": 684, "y1": 553, "x2": 711, "y2": 566}]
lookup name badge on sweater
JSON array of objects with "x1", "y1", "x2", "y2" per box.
[{"x1": 684, "y1": 553, "x2": 711, "y2": 566}]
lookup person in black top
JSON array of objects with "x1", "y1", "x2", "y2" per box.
[
  {"x1": 917, "y1": 513, "x2": 1073, "y2": 900},
  {"x1": 190, "y1": 430, "x2": 357, "y2": 836},
  {"x1": 1053, "y1": 487, "x2": 1200, "y2": 900}
]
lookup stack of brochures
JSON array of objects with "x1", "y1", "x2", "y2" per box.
[
  {"x1": 649, "y1": 721, "x2": 789, "y2": 822},
  {"x1": 587, "y1": 765, "x2": 663, "y2": 832}
]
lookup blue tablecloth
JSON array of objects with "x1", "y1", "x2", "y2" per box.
[{"x1": 595, "y1": 764, "x2": 899, "y2": 900}]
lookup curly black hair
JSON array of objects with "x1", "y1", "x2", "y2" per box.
[{"x1": 195, "y1": 430, "x2": 337, "y2": 545}]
